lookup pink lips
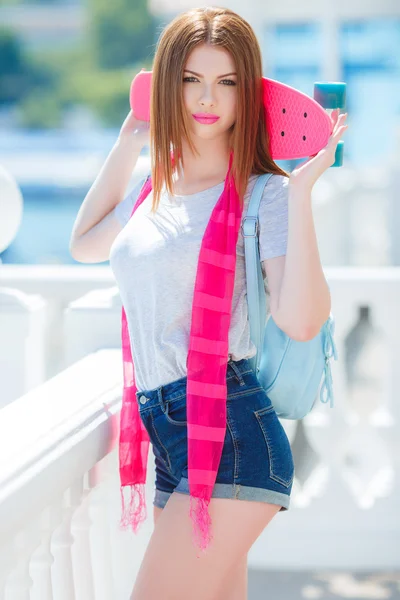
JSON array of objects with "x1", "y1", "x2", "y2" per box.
[{"x1": 193, "y1": 113, "x2": 220, "y2": 124}]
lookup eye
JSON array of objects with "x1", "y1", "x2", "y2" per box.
[{"x1": 183, "y1": 77, "x2": 236, "y2": 86}]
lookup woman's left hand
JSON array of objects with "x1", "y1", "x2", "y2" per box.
[{"x1": 289, "y1": 109, "x2": 349, "y2": 191}]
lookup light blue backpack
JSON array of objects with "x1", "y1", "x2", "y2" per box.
[{"x1": 243, "y1": 173, "x2": 338, "y2": 420}]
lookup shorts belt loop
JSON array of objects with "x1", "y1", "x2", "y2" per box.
[
  {"x1": 157, "y1": 387, "x2": 167, "y2": 414},
  {"x1": 228, "y1": 359, "x2": 245, "y2": 386}
]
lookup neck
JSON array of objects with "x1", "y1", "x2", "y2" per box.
[{"x1": 176, "y1": 132, "x2": 232, "y2": 183}]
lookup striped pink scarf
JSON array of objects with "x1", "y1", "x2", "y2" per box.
[{"x1": 119, "y1": 149, "x2": 243, "y2": 552}]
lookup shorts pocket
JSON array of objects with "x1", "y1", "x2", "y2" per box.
[
  {"x1": 137, "y1": 407, "x2": 173, "y2": 473},
  {"x1": 253, "y1": 405, "x2": 295, "y2": 488},
  {"x1": 163, "y1": 396, "x2": 187, "y2": 426},
  {"x1": 227, "y1": 385, "x2": 264, "y2": 400}
]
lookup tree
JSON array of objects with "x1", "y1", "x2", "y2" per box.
[
  {"x1": 0, "y1": 26, "x2": 58, "y2": 106},
  {"x1": 87, "y1": 0, "x2": 156, "y2": 70},
  {"x1": 0, "y1": 27, "x2": 27, "y2": 104}
]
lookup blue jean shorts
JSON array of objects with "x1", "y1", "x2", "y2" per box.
[{"x1": 135, "y1": 357, "x2": 295, "y2": 511}]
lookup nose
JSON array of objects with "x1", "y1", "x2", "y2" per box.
[
  {"x1": 200, "y1": 99, "x2": 215, "y2": 109},
  {"x1": 199, "y1": 85, "x2": 216, "y2": 107}
]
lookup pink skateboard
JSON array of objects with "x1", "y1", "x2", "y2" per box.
[{"x1": 130, "y1": 70, "x2": 346, "y2": 166}]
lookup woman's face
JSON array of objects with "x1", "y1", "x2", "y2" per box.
[{"x1": 182, "y1": 43, "x2": 237, "y2": 140}]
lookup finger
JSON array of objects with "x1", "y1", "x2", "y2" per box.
[
  {"x1": 330, "y1": 109, "x2": 339, "y2": 133},
  {"x1": 337, "y1": 112, "x2": 348, "y2": 127},
  {"x1": 332, "y1": 117, "x2": 348, "y2": 139},
  {"x1": 333, "y1": 111, "x2": 347, "y2": 135},
  {"x1": 328, "y1": 127, "x2": 348, "y2": 152},
  {"x1": 336, "y1": 122, "x2": 349, "y2": 137}
]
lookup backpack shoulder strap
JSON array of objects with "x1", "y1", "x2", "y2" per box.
[{"x1": 242, "y1": 173, "x2": 274, "y2": 374}]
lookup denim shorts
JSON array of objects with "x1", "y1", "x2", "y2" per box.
[{"x1": 135, "y1": 357, "x2": 295, "y2": 511}]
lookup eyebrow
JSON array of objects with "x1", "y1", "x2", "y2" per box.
[{"x1": 184, "y1": 69, "x2": 237, "y2": 78}]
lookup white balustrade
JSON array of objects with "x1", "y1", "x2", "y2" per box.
[
  {"x1": 64, "y1": 286, "x2": 122, "y2": 366},
  {"x1": 0, "y1": 349, "x2": 154, "y2": 600},
  {"x1": 0, "y1": 265, "x2": 115, "y2": 382},
  {"x1": 0, "y1": 288, "x2": 47, "y2": 408}
]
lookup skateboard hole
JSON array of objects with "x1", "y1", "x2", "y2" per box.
[
  {"x1": 304, "y1": 112, "x2": 307, "y2": 118},
  {"x1": 303, "y1": 135, "x2": 306, "y2": 141},
  {"x1": 282, "y1": 108, "x2": 286, "y2": 113},
  {"x1": 281, "y1": 131, "x2": 285, "y2": 136}
]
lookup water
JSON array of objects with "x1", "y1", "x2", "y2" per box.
[{"x1": 1, "y1": 187, "x2": 89, "y2": 265}]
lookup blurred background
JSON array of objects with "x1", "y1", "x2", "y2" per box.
[
  {"x1": 0, "y1": 0, "x2": 399, "y2": 265},
  {"x1": 0, "y1": 0, "x2": 399, "y2": 598}
]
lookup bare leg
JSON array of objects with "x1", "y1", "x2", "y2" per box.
[
  {"x1": 153, "y1": 504, "x2": 163, "y2": 525},
  {"x1": 218, "y1": 553, "x2": 248, "y2": 600},
  {"x1": 130, "y1": 493, "x2": 281, "y2": 600},
  {"x1": 154, "y1": 506, "x2": 248, "y2": 599}
]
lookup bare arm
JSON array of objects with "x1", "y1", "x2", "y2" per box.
[
  {"x1": 263, "y1": 184, "x2": 331, "y2": 342},
  {"x1": 264, "y1": 255, "x2": 317, "y2": 342},
  {"x1": 69, "y1": 110, "x2": 149, "y2": 263}
]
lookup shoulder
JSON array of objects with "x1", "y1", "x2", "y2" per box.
[
  {"x1": 113, "y1": 173, "x2": 149, "y2": 227},
  {"x1": 247, "y1": 172, "x2": 289, "y2": 189},
  {"x1": 262, "y1": 174, "x2": 290, "y2": 208},
  {"x1": 247, "y1": 173, "x2": 289, "y2": 261},
  {"x1": 245, "y1": 173, "x2": 290, "y2": 208},
  {"x1": 259, "y1": 173, "x2": 289, "y2": 196}
]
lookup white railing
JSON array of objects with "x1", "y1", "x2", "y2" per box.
[
  {"x1": 0, "y1": 265, "x2": 400, "y2": 597},
  {"x1": 0, "y1": 348, "x2": 155, "y2": 600},
  {"x1": 0, "y1": 265, "x2": 115, "y2": 404}
]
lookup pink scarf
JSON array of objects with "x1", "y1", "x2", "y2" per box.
[{"x1": 119, "y1": 149, "x2": 243, "y2": 552}]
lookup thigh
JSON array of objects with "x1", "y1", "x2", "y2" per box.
[
  {"x1": 218, "y1": 552, "x2": 248, "y2": 600},
  {"x1": 153, "y1": 504, "x2": 163, "y2": 525},
  {"x1": 154, "y1": 498, "x2": 248, "y2": 600},
  {"x1": 131, "y1": 492, "x2": 281, "y2": 600}
]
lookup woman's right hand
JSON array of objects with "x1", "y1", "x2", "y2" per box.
[{"x1": 118, "y1": 109, "x2": 150, "y2": 148}]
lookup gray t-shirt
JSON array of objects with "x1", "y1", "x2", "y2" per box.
[{"x1": 109, "y1": 172, "x2": 289, "y2": 392}]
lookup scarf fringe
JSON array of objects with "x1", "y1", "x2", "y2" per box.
[
  {"x1": 189, "y1": 495, "x2": 213, "y2": 554},
  {"x1": 119, "y1": 483, "x2": 147, "y2": 533}
]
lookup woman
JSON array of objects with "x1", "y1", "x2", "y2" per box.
[{"x1": 69, "y1": 6, "x2": 347, "y2": 599}]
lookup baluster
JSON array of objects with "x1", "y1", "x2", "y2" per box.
[
  {"x1": 50, "y1": 491, "x2": 76, "y2": 600},
  {"x1": 30, "y1": 504, "x2": 61, "y2": 600},
  {"x1": 88, "y1": 457, "x2": 115, "y2": 600},
  {"x1": 70, "y1": 475, "x2": 95, "y2": 600},
  {"x1": 0, "y1": 545, "x2": 17, "y2": 599},
  {"x1": 4, "y1": 528, "x2": 38, "y2": 600}
]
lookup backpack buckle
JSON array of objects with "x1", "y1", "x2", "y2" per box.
[{"x1": 241, "y1": 217, "x2": 259, "y2": 237}]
